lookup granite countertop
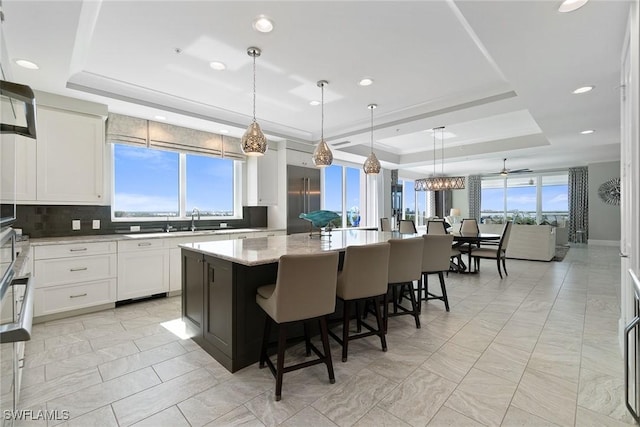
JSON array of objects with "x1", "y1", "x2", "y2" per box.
[
  {"x1": 179, "y1": 229, "x2": 409, "y2": 266},
  {"x1": 28, "y1": 228, "x2": 284, "y2": 246}
]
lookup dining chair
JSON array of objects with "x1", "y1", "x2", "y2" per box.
[
  {"x1": 460, "y1": 218, "x2": 480, "y2": 234},
  {"x1": 386, "y1": 237, "x2": 423, "y2": 330},
  {"x1": 256, "y1": 251, "x2": 339, "y2": 401},
  {"x1": 426, "y1": 220, "x2": 447, "y2": 235},
  {"x1": 399, "y1": 219, "x2": 417, "y2": 234},
  {"x1": 418, "y1": 234, "x2": 453, "y2": 312},
  {"x1": 379, "y1": 217, "x2": 391, "y2": 232},
  {"x1": 471, "y1": 221, "x2": 513, "y2": 279},
  {"x1": 330, "y1": 243, "x2": 390, "y2": 362}
]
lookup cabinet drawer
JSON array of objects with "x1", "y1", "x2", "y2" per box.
[
  {"x1": 34, "y1": 278, "x2": 116, "y2": 317},
  {"x1": 35, "y1": 254, "x2": 116, "y2": 287},
  {"x1": 34, "y1": 241, "x2": 116, "y2": 260},
  {"x1": 118, "y1": 239, "x2": 165, "y2": 252}
]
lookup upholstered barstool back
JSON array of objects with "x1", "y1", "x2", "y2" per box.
[
  {"x1": 422, "y1": 235, "x2": 454, "y2": 272},
  {"x1": 386, "y1": 237, "x2": 424, "y2": 329},
  {"x1": 398, "y1": 219, "x2": 417, "y2": 234},
  {"x1": 337, "y1": 243, "x2": 390, "y2": 300},
  {"x1": 257, "y1": 252, "x2": 339, "y2": 323},
  {"x1": 388, "y1": 238, "x2": 423, "y2": 283},
  {"x1": 256, "y1": 251, "x2": 339, "y2": 401},
  {"x1": 333, "y1": 243, "x2": 390, "y2": 361},
  {"x1": 419, "y1": 234, "x2": 454, "y2": 311}
]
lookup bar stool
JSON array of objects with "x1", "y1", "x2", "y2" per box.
[
  {"x1": 256, "y1": 251, "x2": 339, "y2": 401},
  {"x1": 386, "y1": 237, "x2": 424, "y2": 330},
  {"x1": 329, "y1": 243, "x2": 390, "y2": 362},
  {"x1": 418, "y1": 234, "x2": 453, "y2": 312}
]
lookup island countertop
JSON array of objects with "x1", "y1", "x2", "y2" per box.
[{"x1": 179, "y1": 229, "x2": 404, "y2": 266}]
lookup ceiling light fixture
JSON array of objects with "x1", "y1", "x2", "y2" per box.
[
  {"x1": 154, "y1": 115, "x2": 167, "y2": 121},
  {"x1": 312, "y1": 80, "x2": 333, "y2": 167},
  {"x1": 558, "y1": 0, "x2": 589, "y2": 13},
  {"x1": 240, "y1": 47, "x2": 267, "y2": 156},
  {"x1": 363, "y1": 104, "x2": 381, "y2": 175},
  {"x1": 572, "y1": 85, "x2": 594, "y2": 94},
  {"x1": 15, "y1": 59, "x2": 39, "y2": 70},
  {"x1": 580, "y1": 129, "x2": 595, "y2": 134},
  {"x1": 220, "y1": 129, "x2": 229, "y2": 134},
  {"x1": 252, "y1": 15, "x2": 274, "y2": 33},
  {"x1": 414, "y1": 126, "x2": 465, "y2": 191},
  {"x1": 209, "y1": 61, "x2": 226, "y2": 71},
  {"x1": 309, "y1": 100, "x2": 320, "y2": 106},
  {"x1": 358, "y1": 78, "x2": 374, "y2": 86}
]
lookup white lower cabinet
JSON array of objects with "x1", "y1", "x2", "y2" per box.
[
  {"x1": 117, "y1": 240, "x2": 170, "y2": 300},
  {"x1": 33, "y1": 241, "x2": 117, "y2": 317}
]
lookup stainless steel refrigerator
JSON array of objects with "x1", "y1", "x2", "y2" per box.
[{"x1": 287, "y1": 164, "x2": 321, "y2": 234}]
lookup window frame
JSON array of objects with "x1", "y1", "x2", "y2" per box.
[
  {"x1": 110, "y1": 143, "x2": 242, "y2": 222},
  {"x1": 480, "y1": 172, "x2": 568, "y2": 225}
]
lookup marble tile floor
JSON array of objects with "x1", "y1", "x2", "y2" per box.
[{"x1": 11, "y1": 244, "x2": 636, "y2": 426}]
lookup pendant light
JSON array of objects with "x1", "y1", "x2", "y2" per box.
[
  {"x1": 414, "y1": 126, "x2": 465, "y2": 191},
  {"x1": 240, "y1": 47, "x2": 267, "y2": 156},
  {"x1": 312, "y1": 80, "x2": 333, "y2": 167},
  {"x1": 363, "y1": 103, "x2": 381, "y2": 175}
]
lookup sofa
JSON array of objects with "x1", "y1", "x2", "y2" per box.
[
  {"x1": 477, "y1": 223, "x2": 557, "y2": 261},
  {"x1": 449, "y1": 223, "x2": 557, "y2": 261}
]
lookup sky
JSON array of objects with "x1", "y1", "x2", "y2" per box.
[{"x1": 113, "y1": 145, "x2": 233, "y2": 214}]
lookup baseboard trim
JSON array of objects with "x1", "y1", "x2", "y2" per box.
[{"x1": 588, "y1": 239, "x2": 620, "y2": 247}]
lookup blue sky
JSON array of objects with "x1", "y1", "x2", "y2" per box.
[
  {"x1": 482, "y1": 184, "x2": 568, "y2": 212},
  {"x1": 324, "y1": 165, "x2": 360, "y2": 213},
  {"x1": 113, "y1": 145, "x2": 233, "y2": 214}
]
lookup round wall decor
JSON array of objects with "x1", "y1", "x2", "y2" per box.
[{"x1": 598, "y1": 178, "x2": 620, "y2": 206}]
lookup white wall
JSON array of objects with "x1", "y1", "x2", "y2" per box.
[{"x1": 588, "y1": 161, "x2": 621, "y2": 244}]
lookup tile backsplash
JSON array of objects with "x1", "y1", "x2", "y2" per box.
[{"x1": 15, "y1": 205, "x2": 267, "y2": 238}]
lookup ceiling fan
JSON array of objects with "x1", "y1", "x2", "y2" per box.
[{"x1": 494, "y1": 158, "x2": 533, "y2": 176}]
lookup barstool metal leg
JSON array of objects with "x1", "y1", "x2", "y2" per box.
[
  {"x1": 373, "y1": 295, "x2": 387, "y2": 352},
  {"x1": 342, "y1": 300, "x2": 350, "y2": 362}
]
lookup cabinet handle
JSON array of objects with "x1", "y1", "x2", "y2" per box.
[
  {"x1": 69, "y1": 293, "x2": 88, "y2": 299},
  {"x1": 70, "y1": 267, "x2": 88, "y2": 272},
  {"x1": 18, "y1": 358, "x2": 25, "y2": 369},
  {"x1": 138, "y1": 242, "x2": 152, "y2": 247},
  {"x1": 238, "y1": 236, "x2": 247, "y2": 239},
  {"x1": 69, "y1": 248, "x2": 88, "y2": 252}
]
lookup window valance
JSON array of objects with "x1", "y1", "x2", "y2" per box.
[{"x1": 106, "y1": 113, "x2": 245, "y2": 160}]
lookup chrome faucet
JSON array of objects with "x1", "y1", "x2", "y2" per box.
[{"x1": 191, "y1": 207, "x2": 201, "y2": 232}]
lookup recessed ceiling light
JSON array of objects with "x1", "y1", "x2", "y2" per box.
[
  {"x1": 15, "y1": 59, "x2": 39, "y2": 70},
  {"x1": 154, "y1": 115, "x2": 167, "y2": 121},
  {"x1": 252, "y1": 15, "x2": 274, "y2": 33},
  {"x1": 358, "y1": 78, "x2": 374, "y2": 86},
  {"x1": 209, "y1": 61, "x2": 226, "y2": 71},
  {"x1": 580, "y1": 129, "x2": 595, "y2": 134},
  {"x1": 220, "y1": 129, "x2": 229, "y2": 134},
  {"x1": 558, "y1": 0, "x2": 589, "y2": 13},
  {"x1": 309, "y1": 100, "x2": 320, "y2": 106},
  {"x1": 573, "y1": 85, "x2": 594, "y2": 94}
]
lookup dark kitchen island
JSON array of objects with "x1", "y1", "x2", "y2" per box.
[{"x1": 179, "y1": 230, "x2": 398, "y2": 372}]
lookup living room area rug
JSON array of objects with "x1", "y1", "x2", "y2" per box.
[{"x1": 553, "y1": 245, "x2": 570, "y2": 262}]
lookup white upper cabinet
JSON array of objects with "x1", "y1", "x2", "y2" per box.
[
  {"x1": 247, "y1": 148, "x2": 278, "y2": 206},
  {"x1": 36, "y1": 106, "x2": 106, "y2": 204}
]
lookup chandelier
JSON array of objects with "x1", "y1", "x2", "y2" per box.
[
  {"x1": 312, "y1": 80, "x2": 333, "y2": 167},
  {"x1": 415, "y1": 126, "x2": 465, "y2": 191},
  {"x1": 363, "y1": 103, "x2": 381, "y2": 174}
]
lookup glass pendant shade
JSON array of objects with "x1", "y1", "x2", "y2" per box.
[
  {"x1": 241, "y1": 121, "x2": 267, "y2": 156},
  {"x1": 241, "y1": 47, "x2": 267, "y2": 156},
  {"x1": 312, "y1": 139, "x2": 333, "y2": 167},
  {"x1": 363, "y1": 103, "x2": 381, "y2": 174},
  {"x1": 363, "y1": 152, "x2": 381, "y2": 174},
  {"x1": 313, "y1": 80, "x2": 333, "y2": 167}
]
